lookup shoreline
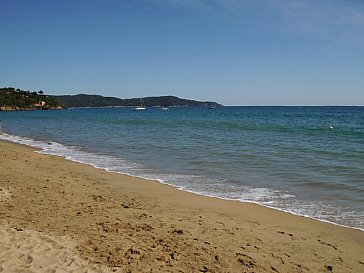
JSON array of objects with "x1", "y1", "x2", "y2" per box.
[
  {"x1": 1, "y1": 132, "x2": 362, "y2": 231},
  {"x1": 1, "y1": 140, "x2": 363, "y2": 272},
  {"x1": 177, "y1": 189, "x2": 364, "y2": 233},
  {"x1": 157, "y1": 180, "x2": 364, "y2": 233}
]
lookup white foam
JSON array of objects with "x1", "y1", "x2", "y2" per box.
[
  {"x1": 0, "y1": 133, "x2": 140, "y2": 175},
  {"x1": 1, "y1": 132, "x2": 363, "y2": 232}
]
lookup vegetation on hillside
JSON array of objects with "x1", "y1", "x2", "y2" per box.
[
  {"x1": 0, "y1": 87, "x2": 60, "y2": 111},
  {"x1": 0, "y1": 87, "x2": 220, "y2": 110},
  {"x1": 55, "y1": 94, "x2": 220, "y2": 108},
  {"x1": 54, "y1": 94, "x2": 126, "y2": 108}
]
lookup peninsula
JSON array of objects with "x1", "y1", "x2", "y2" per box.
[
  {"x1": 55, "y1": 94, "x2": 220, "y2": 108},
  {"x1": 0, "y1": 87, "x2": 221, "y2": 110},
  {"x1": 0, "y1": 87, "x2": 60, "y2": 111}
]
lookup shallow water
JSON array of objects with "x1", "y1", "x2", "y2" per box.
[{"x1": 1, "y1": 106, "x2": 363, "y2": 230}]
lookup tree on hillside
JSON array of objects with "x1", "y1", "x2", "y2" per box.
[{"x1": 0, "y1": 87, "x2": 61, "y2": 110}]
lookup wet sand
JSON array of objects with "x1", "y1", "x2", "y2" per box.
[{"x1": 0, "y1": 140, "x2": 363, "y2": 272}]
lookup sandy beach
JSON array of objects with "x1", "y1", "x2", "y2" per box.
[{"x1": 0, "y1": 140, "x2": 363, "y2": 273}]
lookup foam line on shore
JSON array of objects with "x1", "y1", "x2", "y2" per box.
[
  {"x1": 0, "y1": 132, "x2": 362, "y2": 232},
  {"x1": 1, "y1": 138, "x2": 364, "y2": 273}
]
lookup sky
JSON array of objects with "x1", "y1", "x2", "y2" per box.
[{"x1": 1, "y1": 0, "x2": 363, "y2": 105}]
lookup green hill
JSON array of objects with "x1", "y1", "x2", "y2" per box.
[
  {"x1": 0, "y1": 87, "x2": 221, "y2": 110},
  {"x1": 54, "y1": 94, "x2": 221, "y2": 108},
  {"x1": 0, "y1": 87, "x2": 60, "y2": 111},
  {"x1": 54, "y1": 94, "x2": 124, "y2": 108}
]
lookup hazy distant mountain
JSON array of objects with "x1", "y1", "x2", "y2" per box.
[{"x1": 54, "y1": 94, "x2": 221, "y2": 108}]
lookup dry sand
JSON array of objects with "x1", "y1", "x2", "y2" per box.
[{"x1": 0, "y1": 140, "x2": 363, "y2": 273}]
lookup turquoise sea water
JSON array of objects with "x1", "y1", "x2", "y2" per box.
[{"x1": 1, "y1": 106, "x2": 363, "y2": 230}]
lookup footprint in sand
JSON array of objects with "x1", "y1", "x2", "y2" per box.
[
  {"x1": 0, "y1": 226, "x2": 119, "y2": 273},
  {"x1": 0, "y1": 188, "x2": 11, "y2": 200},
  {"x1": 18, "y1": 254, "x2": 33, "y2": 264}
]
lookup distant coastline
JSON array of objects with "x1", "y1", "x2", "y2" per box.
[
  {"x1": 0, "y1": 87, "x2": 221, "y2": 110},
  {"x1": 0, "y1": 87, "x2": 61, "y2": 111},
  {"x1": 54, "y1": 94, "x2": 221, "y2": 108}
]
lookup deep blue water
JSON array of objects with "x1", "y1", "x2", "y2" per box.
[{"x1": 1, "y1": 106, "x2": 363, "y2": 230}]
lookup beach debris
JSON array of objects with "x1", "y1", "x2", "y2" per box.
[{"x1": 326, "y1": 265, "x2": 333, "y2": 271}]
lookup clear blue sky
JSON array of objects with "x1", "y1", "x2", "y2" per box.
[{"x1": 1, "y1": 0, "x2": 363, "y2": 105}]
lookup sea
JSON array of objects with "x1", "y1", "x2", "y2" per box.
[{"x1": 0, "y1": 106, "x2": 363, "y2": 231}]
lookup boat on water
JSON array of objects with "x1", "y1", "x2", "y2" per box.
[
  {"x1": 132, "y1": 106, "x2": 146, "y2": 111},
  {"x1": 159, "y1": 107, "x2": 169, "y2": 111},
  {"x1": 132, "y1": 98, "x2": 146, "y2": 111}
]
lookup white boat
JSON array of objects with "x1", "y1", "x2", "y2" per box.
[
  {"x1": 132, "y1": 98, "x2": 146, "y2": 111},
  {"x1": 159, "y1": 107, "x2": 169, "y2": 111},
  {"x1": 132, "y1": 106, "x2": 146, "y2": 111}
]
